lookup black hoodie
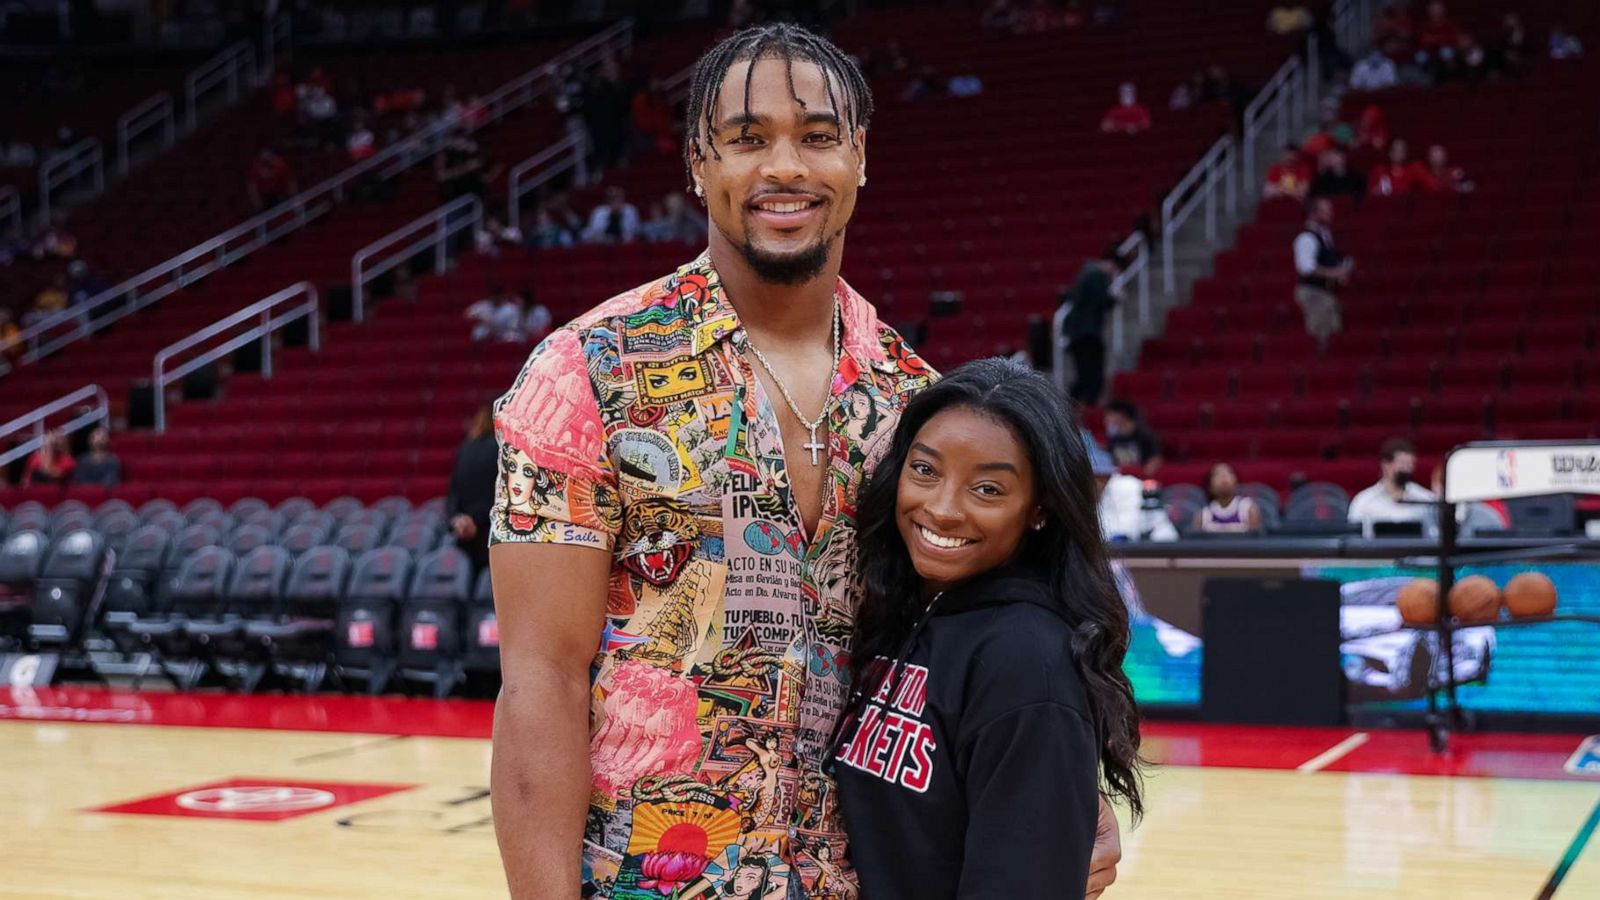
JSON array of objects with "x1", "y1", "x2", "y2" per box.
[{"x1": 831, "y1": 564, "x2": 1100, "y2": 899}]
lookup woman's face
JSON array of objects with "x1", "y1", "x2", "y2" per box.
[
  {"x1": 896, "y1": 407, "x2": 1036, "y2": 593},
  {"x1": 1209, "y1": 464, "x2": 1238, "y2": 498},
  {"x1": 505, "y1": 447, "x2": 537, "y2": 509},
  {"x1": 730, "y1": 863, "x2": 763, "y2": 892}
]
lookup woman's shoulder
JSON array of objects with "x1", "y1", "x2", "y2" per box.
[{"x1": 950, "y1": 602, "x2": 1090, "y2": 720}]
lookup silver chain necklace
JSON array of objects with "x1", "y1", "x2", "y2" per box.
[{"x1": 743, "y1": 301, "x2": 841, "y2": 466}]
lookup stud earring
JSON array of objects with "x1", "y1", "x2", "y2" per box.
[
  {"x1": 694, "y1": 184, "x2": 704, "y2": 198},
  {"x1": 1032, "y1": 519, "x2": 1046, "y2": 531},
  {"x1": 858, "y1": 172, "x2": 867, "y2": 187}
]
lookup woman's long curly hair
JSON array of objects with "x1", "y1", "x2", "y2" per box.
[{"x1": 850, "y1": 358, "x2": 1145, "y2": 819}]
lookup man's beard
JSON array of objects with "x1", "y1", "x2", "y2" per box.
[{"x1": 733, "y1": 218, "x2": 843, "y2": 285}]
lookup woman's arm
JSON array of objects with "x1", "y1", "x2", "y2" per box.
[{"x1": 957, "y1": 702, "x2": 1100, "y2": 898}]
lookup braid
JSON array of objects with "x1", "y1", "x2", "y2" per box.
[{"x1": 682, "y1": 23, "x2": 874, "y2": 192}]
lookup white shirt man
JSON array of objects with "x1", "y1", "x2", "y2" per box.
[
  {"x1": 1348, "y1": 440, "x2": 1437, "y2": 537},
  {"x1": 1350, "y1": 51, "x2": 1398, "y2": 91}
]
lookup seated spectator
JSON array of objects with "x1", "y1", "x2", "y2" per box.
[
  {"x1": 1350, "y1": 46, "x2": 1399, "y2": 90},
  {"x1": 73, "y1": 427, "x2": 121, "y2": 487},
  {"x1": 527, "y1": 207, "x2": 576, "y2": 250},
  {"x1": 346, "y1": 115, "x2": 376, "y2": 162},
  {"x1": 583, "y1": 186, "x2": 641, "y2": 245},
  {"x1": 23, "y1": 275, "x2": 69, "y2": 327},
  {"x1": 1100, "y1": 83, "x2": 1151, "y2": 135},
  {"x1": 1264, "y1": 145, "x2": 1313, "y2": 200},
  {"x1": 1424, "y1": 144, "x2": 1473, "y2": 192},
  {"x1": 246, "y1": 146, "x2": 298, "y2": 211},
  {"x1": 298, "y1": 83, "x2": 340, "y2": 148},
  {"x1": 1090, "y1": 432, "x2": 1177, "y2": 542},
  {"x1": 643, "y1": 192, "x2": 707, "y2": 245},
  {"x1": 1193, "y1": 463, "x2": 1263, "y2": 533},
  {"x1": 1349, "y1": 437, "x2": 1436, "y2": 537},
  {"x1": 34, "y1": 220, "x2": 78, "y2": 260},
  {"x1": 1350, "y1": 104, "x2": 1391, "y2": 172},
  {"x1": 1374, "y1": 2, "x2": 1415, "y2": 52},
  {"x1": 474, "y1": 216, "x2": 524, "y2": 257},
  {"x1": 0, "y1": 308, "x2": 20, "y2": 371},
  {"x1": 1308, "y1": 149, "x2": 1366, "y2": 205},
  {"x1": 446, "y1": 404, "x2": 499, "y2": 574},
  {"x1": 1549, "y1": 26, "x2": 1584, "y2": 61},
  {"x1": 1301, "y1": 104, "x2": 1355, "y2": 157},
  {"x1": 1368, "y1": 138, "x2": 1432, "y2": 196},
  {"x1": 436, "y1": 129, "x2": 493, "y2": 201},
  {"x1": 465, "y1": 288, "x2": 524, "y2": 342},
  {"x1": 948, "y1": 65, "x2": 984, "y2": 98},
  {"x1": 523, "y1": 290, "x2": 553, "y2": 342},
  {"x1": 1103, "y1": 399, "x2": 1164, "y2": 476},
  {"x1": 22, "y1": 429, "x2": 75, "y2": 487},
  {"x1": 1416, "y1": 1, "x2": 1464, "y2": 58}
]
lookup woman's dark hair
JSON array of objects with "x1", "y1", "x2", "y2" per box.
[
  {"x1": 851, "y1": 357, "x2": 1145, "y2": 819},
  {"x1": 721, "y1": 854, "x2": 772, "y2": 898}
]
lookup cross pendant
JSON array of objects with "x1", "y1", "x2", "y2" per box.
[{"x1": 803, "y1": 426, "x2": 826, "y2": 465}]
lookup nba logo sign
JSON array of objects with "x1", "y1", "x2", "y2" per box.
[
  {"x1": 1565, "y1": 735, "x2": 1600, "y2": 776},
  {"x1": 346, "y1": 620, "x2": 374, "y2": 648},
  {"x1": 1496, "y1": 450, "x2": 1517, "y2": 489},
  {"x1": 411, "y1": 622, "x2": 439, "y2": 651}
]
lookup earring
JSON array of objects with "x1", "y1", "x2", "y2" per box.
[
  {"x1": 1032, "y1": 519, "x2": 1046, "y2": 531},
  {"x1": 857, "y1": 172, "x2": 867, "y2": 187},
  {"x1": 693, "y1": 184, "x2": 704, "y2": 198}
]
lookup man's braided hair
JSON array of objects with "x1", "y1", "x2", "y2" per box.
[{"x1": 682, "y1": 22, "x2": 874, "y2": 191}]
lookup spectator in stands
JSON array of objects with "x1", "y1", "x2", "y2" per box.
[
  {"x1": 1488, "y1": 13, "x2": 1529, "y2": 77},
  {"x1": 1308, "y1": 149, "x2": 1366, "y2": 206},
  {"x1": 1193, "y1": 463, "x2": 1263, "y2": 533},
  {"x1": 466, "y1": 288, "x2": 526, "y2": 343},
  {"x1": 523, "y1": 290, "x2": 552, "y2": 343},
  {"x1": 583, "y1": 67, "x2": 632, "y2": 174},
  {"x1": 643, "y1": 191, "x2": 708, "y2": 245},
  {"x1": 1294, "y1": 197, "x2": 1352, "y2": 351},
  {"x1": 0, "y1": 308, "x2": 20, "y2": 371},
  {"x1": 527, "y1": 206, "x2": 576, "y2": 249},
  {"x1": 447, "y1": 404, "x2": 498, "y2": 574},
  {"x1": 1061, "y1": 249, "x2": 1123, "y2": 405},
  {"x1": 948, "y1": 64, "x2": 984, "y2": 98},
  {"x1": 1368, "y1": 138, "x2": 1432, "y2": 196},
  {"x1": 1549, "y1": 26, "x2": 1584, "y2": 61},
  {"x1": 1416, "y1": 1, "x2": 1464, "y2": 59},
  {"x1": 72, "y1": 427, "x2": 121, "y2": 487},
  {"x1": 1100, "y1": 82, "x2": 1151, "y2": 134},
  {"x1": 1302, "y1": 103, "x2": 1355, "y2": 156},
  {"x1": 22, "y1": 429, "x2": 75, "y2": 487},
  {"x1": 1348, "y1": 437, "x2": 1436, "y2": 537},
  {"x1": 1090, "y1": 430, "x2": 1176, "y2": 542},
  {"x1": 582, "y1": 186, "x2": 641, "y2": 245},
  {"x1": 298, "y1": 83, "x2": 340, "y2": 149},
  {"x1": 436, "y1": 129, "x2": 493, "y2": 202},
  {"x1": 34, "y1": 219, "x2": 77, "y2": 260},
  {"x1": 475, "y1": 216, "x2": 524, "y2": 258},
  {"x1": 1423, "y1": 144, "x2": 1473, "y2": 192},
  {"x1": 1351, "y1": 104, "x2": 1390, "y2": 170},
  {"x1": 1264, "y1": 144, "x2": 1313, "y2": 200},
  {"x1": 246, "y1": 146, "x2": 298, "y2": 211},
  {"x1": 1350, "y1": 46, "x2": 1399, "y2": 90},
  {"x1": 23, "y1": 275, "x2": 69, "y2": 327},
  {"x1": 1375, "y1": 2, "x2": 1416, "y2": 51},
  {"x1": 1103, "y1": 399, "x2": 1164, "y2": 476},
  {"x1": 346, "y1": 114, "x2": 376, "y2": 162}
]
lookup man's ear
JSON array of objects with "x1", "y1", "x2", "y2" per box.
[{"x1": 854, "y1": 127, "x2": 868, "y2": 180}]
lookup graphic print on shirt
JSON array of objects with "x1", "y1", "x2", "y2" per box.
[
  {"x1": 834, "y1": 660, "x2": 938, "y2": 793},
  {"x1": 489, "y1": 256, "x2": 937, "y2": 898}
]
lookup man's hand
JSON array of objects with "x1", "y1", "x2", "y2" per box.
[{"x1": 1086, "y1": 795, "x2": 1122, "y2": 899}]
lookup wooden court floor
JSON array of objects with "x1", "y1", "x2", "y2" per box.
[{"x1": 2, "y1": 689, "x2": 1597, "y2": 899}]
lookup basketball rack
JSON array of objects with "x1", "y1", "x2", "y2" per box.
[{"x1": 1395, "y1": 440, "x2": 1600, "y2": 753}]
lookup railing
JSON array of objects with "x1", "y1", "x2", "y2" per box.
[
  {"x1": 1333, "y1": 0, "x2": 1378, "y2": 61},
  {"x1": 508, "y1": 45, "x2": 687, "y2": 232},
  {"x1": 0, "y1": 186, "x2": 18, "y2": 235},
  {"x1": 351, "y1": 195, "x2": 483, "y2": 323},
  {"x1": 263, "y1": 14, "x2": 293, "y2": 80},
  {"x1": 37, "y1": 137, "x2": 104, "y2": 225},
  {"x1": 1241, "y1": 57, "x2": 1306, "y2": 190},
  {"x1": 117, "y1": 92, "x2": 177, "y2": 175},
  {"x1": 152, "y1": 282, "x2": 320, "y2": 433},
  {"x1": 1052, "y1": 231, "x2": 1148, "y2": 391},
  {"x1": 0, "y1": 386, "x2": 109, "y2": 469},
  {"x1": 1160, "y1": 134, "x2": 1237, "y2": 296},
  {"x1": 7, "y1": 19, "x2": 634, "y2": 372},
  {"x1": 185, "y1": 40, "x2": 258, "y2": 132}
]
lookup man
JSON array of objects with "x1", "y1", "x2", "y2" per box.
[
  {"x1": 72, "y1": 427, "x2": 121, "y2": 487},
  {"x1": 1293, "y1": 197, "x2": 1353, "y2": 352},
  {"x1": 582, "y1": 185, "x2": 642, "y2": 244},
  {"x1": 1062, "y1": 249, "x2": 1124, "y2": 405},
  {"x1": 488, "y1": 24, "x2": 1121, "y2": 900},
  {"x1": 1103, "y1": 399, "x2": 1163, "y2": 476},
  {"x1": 1348, "y1": 437, "x2": 1436, "y2": 537},
  {"x1": 1263, "y1": 144, "x2": 1312, "y2": 200}
]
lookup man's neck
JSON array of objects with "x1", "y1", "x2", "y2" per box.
[{"x1": 708, "y1": 234, "x2": 842, "y2": 345}]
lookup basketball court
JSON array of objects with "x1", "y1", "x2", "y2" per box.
[{"x1": 2, "y1": 686, "x2": 1595, "y2": 899}]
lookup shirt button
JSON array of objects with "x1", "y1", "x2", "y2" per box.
[{"x1": 788, "y1": 827, "x2": 798, "y2": 838}]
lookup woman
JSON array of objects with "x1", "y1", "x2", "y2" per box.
[
  {"x1": 446, "y1": 404, "x2": 499, "y2": 572},
  {"x1": 22, "y1": 429, "x2": 75, "y2": 487},
  {"x1": 830, "y1": 358, "x2": 1143, "y2": 898},
  {"x1": 1193, "y1": 462, "x2": 1263, "y2": 534}
]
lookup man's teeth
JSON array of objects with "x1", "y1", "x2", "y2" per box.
[
  {"x1": 758, "y1": 201, "x2": 811, "y2": 213},
  {"x1": 919, "y1": 526, "x2": 972, "y2": 549}
]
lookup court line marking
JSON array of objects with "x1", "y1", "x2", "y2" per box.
[
  {"x1": 1536, "y1": 794, "x2": 1600, "y2": 900},
  {"x1": 1296, "y1": 732, "x2": 1370, "y2": 773},
  {"x1": 292, "y1": 735, "x2": 410, "y2": 766}
]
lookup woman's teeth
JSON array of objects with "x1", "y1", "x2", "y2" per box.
[{"x1": 919, "y1": 526, "x2": 972, "y2": 549}]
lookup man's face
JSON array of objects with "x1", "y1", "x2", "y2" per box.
[
  {"x1": 1383, "y1": 451, "x2": 1417, "y2": 484},
  {"x1": 90, "y1": 428, "x2": 109, "y2": 452},
  {"x1": 693, "y1": 56, "x2": 865, "y2": 285},
  {"x1": 1313, "y1": 199, "x2": 1335, "y2": 226},
  {"x1": 1105, "y1": 411, "x2": 1132, "y2": 435}
]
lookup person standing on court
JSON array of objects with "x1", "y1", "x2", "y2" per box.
[
  {"x1": 486, "y1": 24, "x2": 1122, "y2": 900},
  {"x1": 1293, "y1": 197, "x2": 1353, "y2": 352},
  {"x1": 1062, "y1": 248, "x2": 1124, "y2": 406}
]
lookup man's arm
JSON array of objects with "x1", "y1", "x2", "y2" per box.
[{"x1": 490, "y1": 541, "x2": 611, "y2": 899}]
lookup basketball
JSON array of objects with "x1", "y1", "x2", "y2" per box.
[
  {"x1": 1397, "y1": 578, "x2": 1440, "y2": 626},
  {"x1": 1503, "y1": 572, "x2": 1558, "y2": 618},
  {"x1": 1448, "y1": 575, "x2": 1502, "y2": 623}
]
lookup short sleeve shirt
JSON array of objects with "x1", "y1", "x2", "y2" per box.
[{"x1": 491, "y1": 253, "x2": 934, "y2": 898}]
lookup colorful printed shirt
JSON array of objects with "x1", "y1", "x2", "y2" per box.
[{"x1": 490, "y1": 253, "x2": 933, "y2": 899}]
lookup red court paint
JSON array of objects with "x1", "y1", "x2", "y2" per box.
[{"x1": 91, "y1": 777, "x2": 416, "y2": 822}]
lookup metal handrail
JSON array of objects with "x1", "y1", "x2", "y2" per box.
[
  {"x1": 7, "y1": 19, "x2": 634, "y2": 372},
  {"x1": 1052, "y1": 231, "x2": 1147, "y2": 390},
  {"x1": 0, "y1": 385, "x2": 109, "y2": 469},
  {"x1": 507, "y1": 134, "x2": 588, "y2": 232},
  {"x1": 117, "y1": 92, "x2": 177, "y2": 175},
  {"x1": 152, "y1": 282, "x2": 320, "y2": 433},
  {"x1": 0, "y1": 186, "x2": 18, "y2": 234},
  {"x1": 186, "y1": 40, "x2": 257, "y2": 132},
  {"x1": 1241, "y1": 57, "x2": 1303, "y2": 189},
  {"x1": 1160, "y1": 134, "x2": 1236, "y2": 295},
  {"x1": 263, "y1": 14, "x2": 292, "y2": 81},
  {"x1": 37, "y1": 137, "x2": 104, "y2": 225},
  {"x1": 351, "y1": 195, "x2": 483, "y2": 323}
]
